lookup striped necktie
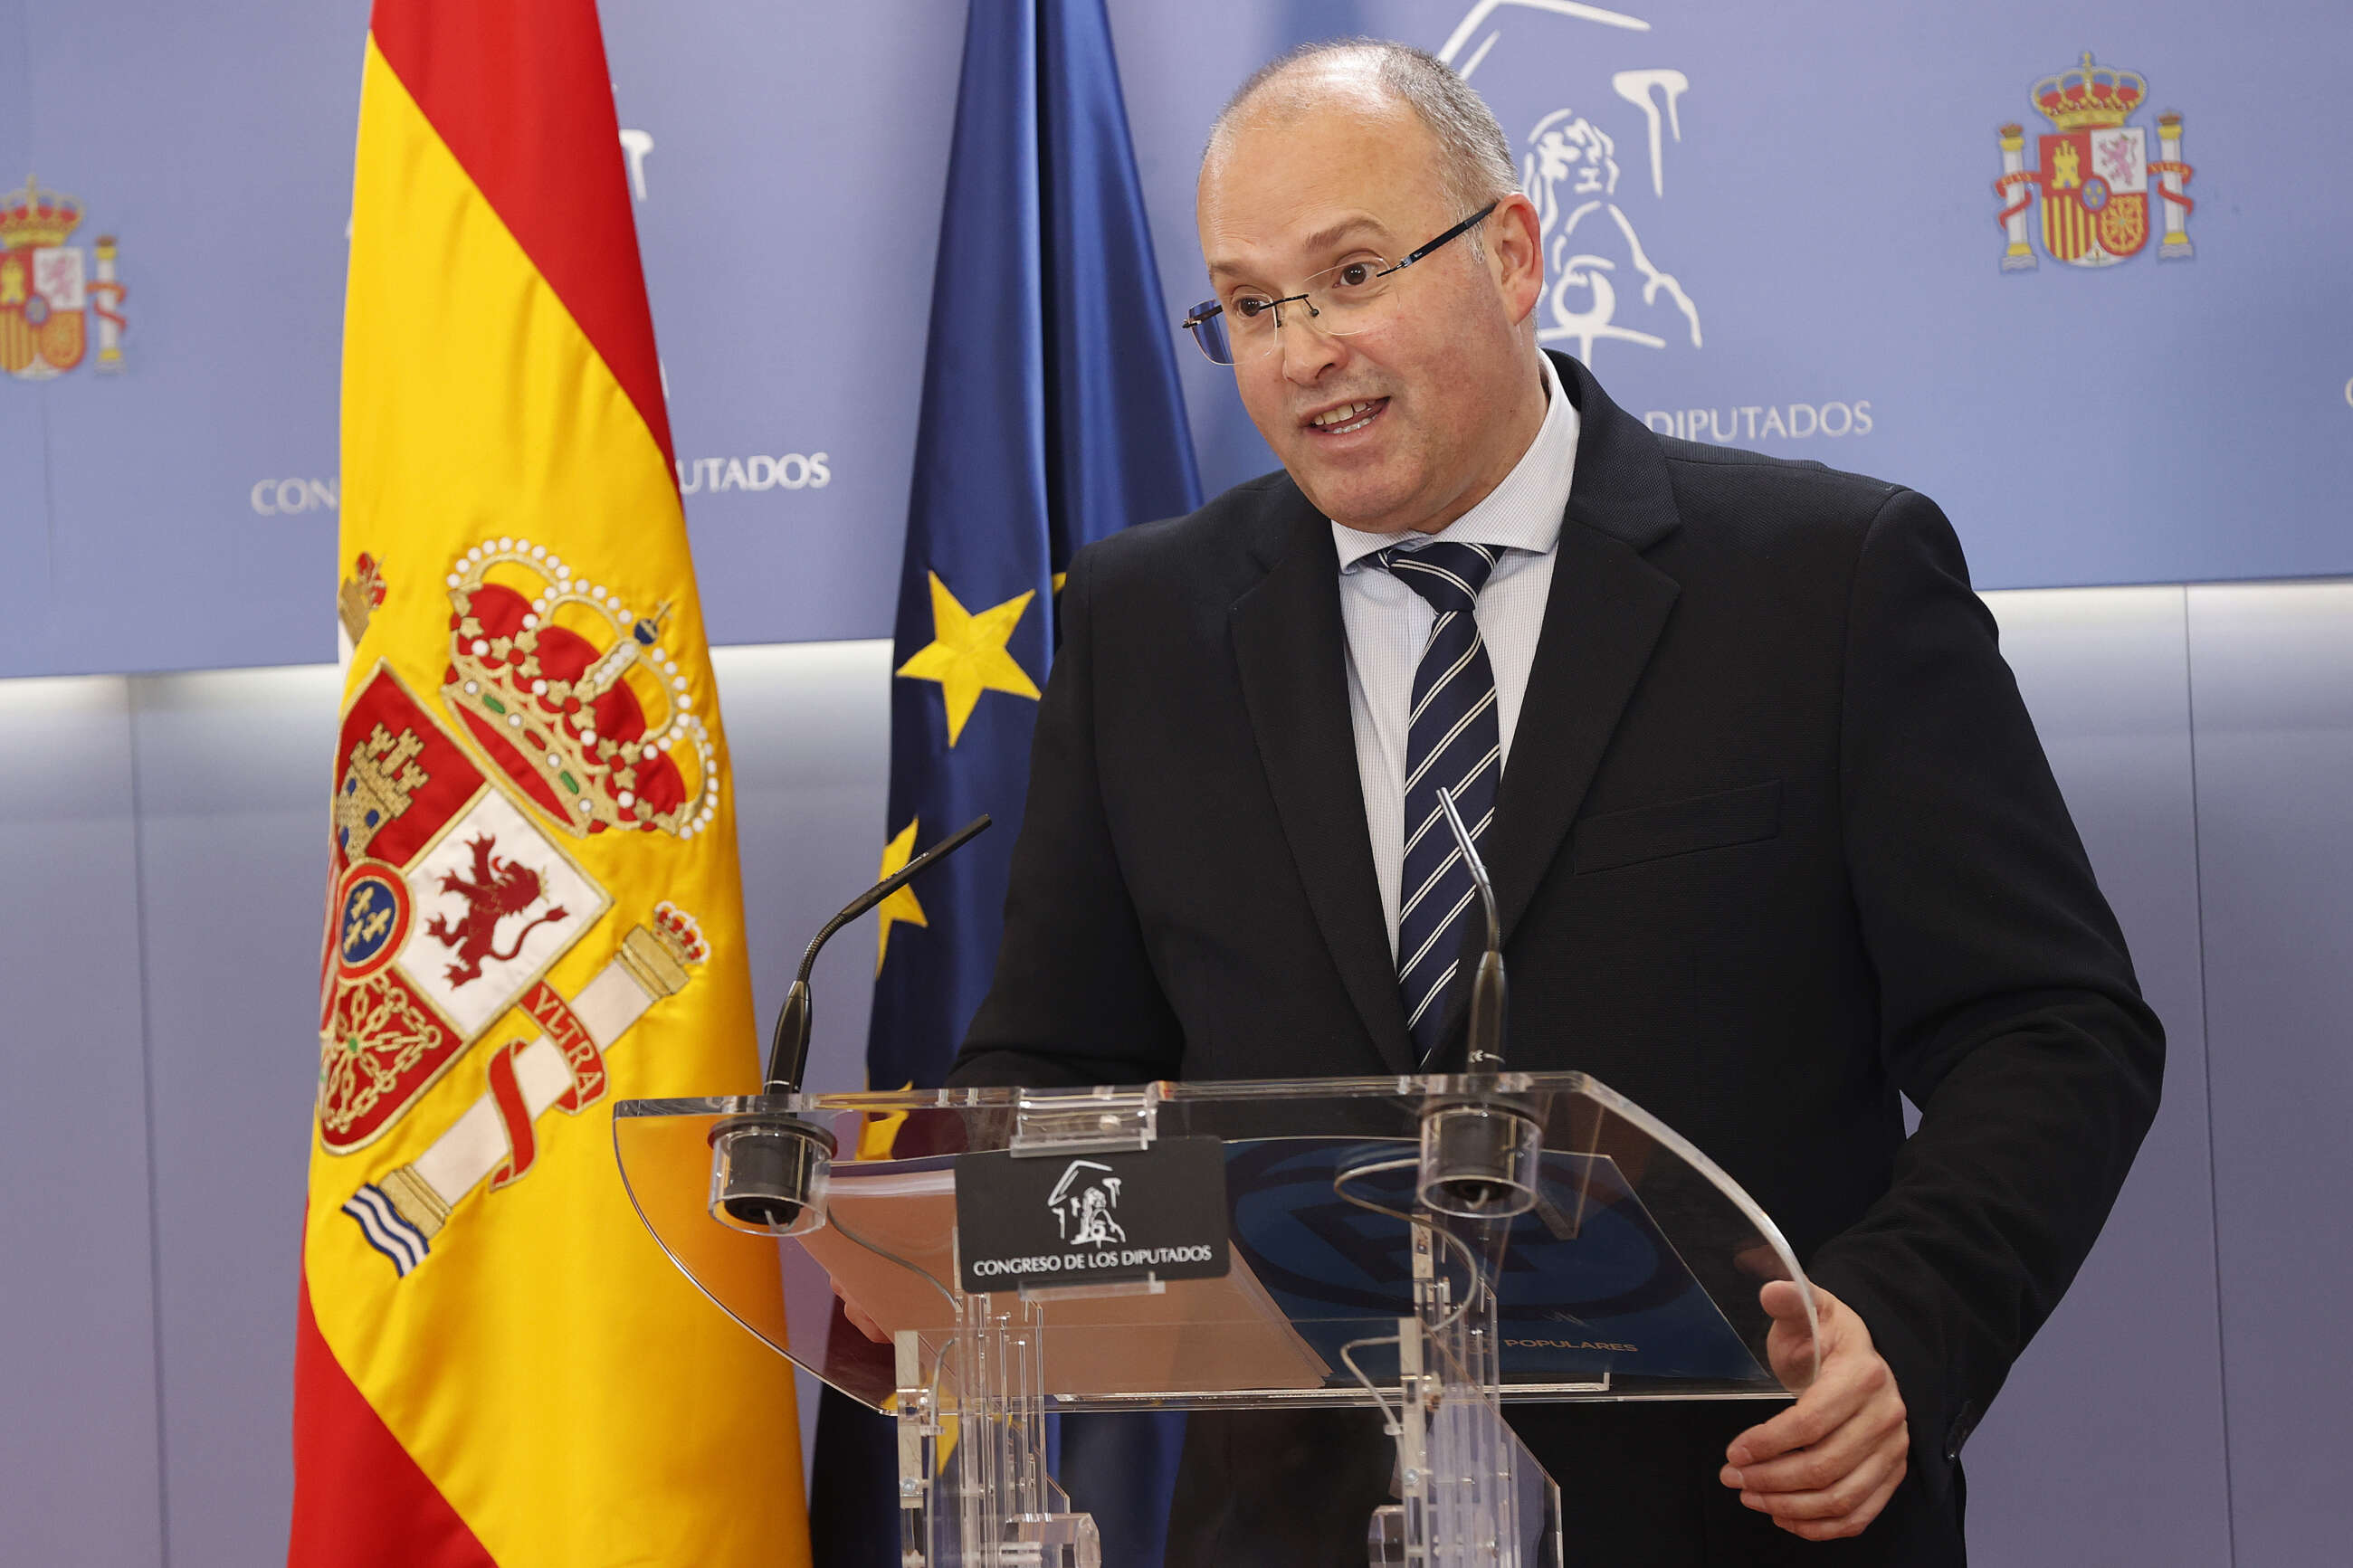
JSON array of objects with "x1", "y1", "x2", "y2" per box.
[{"x1": 1376, "y1": 539, "x2": 1501, "y2": 1066}]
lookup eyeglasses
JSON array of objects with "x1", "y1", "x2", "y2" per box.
[{"x1": 1180, "y1": 203, "x2": 1498, "y2": 366}]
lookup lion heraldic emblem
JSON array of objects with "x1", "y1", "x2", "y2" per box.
[
  {"x1": 1994, "y1": 52, "x2": 2194, "y2": 271},
  {"x1": 424, "y1": 832, "x2": 571, "y2": 987}
]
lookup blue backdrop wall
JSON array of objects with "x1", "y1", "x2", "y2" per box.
[{"x1": 1, "y1": 0, "x2": 2348, "y2": 679}]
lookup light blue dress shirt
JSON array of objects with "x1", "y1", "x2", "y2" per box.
[{"x1": 1329, "y1": 352, "x2": 1581, "y2": 958}]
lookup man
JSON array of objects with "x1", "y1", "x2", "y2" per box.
[{"x1": 950, "y1": 40, "x2": 2161, "y2": 1566}]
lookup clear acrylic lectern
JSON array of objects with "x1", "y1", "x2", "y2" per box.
[{"x1": 614, "y1": 1072, "x2": 1819, "y2": 1568}]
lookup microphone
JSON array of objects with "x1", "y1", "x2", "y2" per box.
[
  {"x1": 763, "y1": 813, "x2": 992, "y2": 1094},
  {"x1": 710, "y1": 813, "x2": 992, "y2": 1235},
  {"x1": 1434, "y1": 785, "x2": 1507, "y2": 1072},
  {"x1": 1417, "y1": 786, "x2": 1537, "y2": 1219}
]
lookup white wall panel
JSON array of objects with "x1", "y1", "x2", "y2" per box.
[
  {"x1": 711, "y1": 639, "x2": 895, "y2": 1484},
  {"x1": 0, "y1": 675, "x2": 165, "y2": 1567},
  {"x1": 714, "y1": 640, "x2": 896, "y2": 1100},
  {"x1": 1970, "y1": 586, "x2": 2231, "y2": 1563},
  {"x1": 129, "y1": 665, "x2": 340, "y2": 1568},
  {"x1": 2187, "y1": 581, "x2": 2353, "y2": 1566}
]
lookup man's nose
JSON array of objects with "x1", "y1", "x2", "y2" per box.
[{"x1": 1278, "y1": 305, "x2": 1346, "y2": 385}]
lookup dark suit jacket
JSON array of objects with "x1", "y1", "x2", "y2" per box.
[{"x1": 950, "y1": 352, "x2": 2163, "y2": 1565}]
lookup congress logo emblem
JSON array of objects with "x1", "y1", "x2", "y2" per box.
[
  {"x1": 1438, "y1": 0, "x2": 1703, "y2": 366},
  {"x1": 1049, "y1": 1160, "x2": 1126, "y2": 1246},
  {"x1": 0, "y1": 174, "x2": 127, "y2": 377},
  {"x1": 1994, "y1": 53, "x2": 2194, "y2": 271}
]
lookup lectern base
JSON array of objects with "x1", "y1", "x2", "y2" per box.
[
  {"x1": 897, "y1": 1301, "x2": 1103, "y2": 1567},
  {"x1": 1007, "y1": 1511, "x2": 1101, "y2": 1568}
]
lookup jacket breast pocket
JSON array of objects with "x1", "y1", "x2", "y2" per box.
[{"x1": 1569, "y1": 780, "x2": 1784, "y2": 875}]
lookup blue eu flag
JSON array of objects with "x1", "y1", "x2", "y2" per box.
[{"x1": 806, "y1": 2, "x2": 1201, "y2": 1564}]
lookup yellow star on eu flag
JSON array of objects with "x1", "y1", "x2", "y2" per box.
[
  {"x1": 856, "y1": 1085, "x2": 915, "y2": 1161},
  {"x1": 895, "y1": 571, "x2": 1041, "y2": 746},
  {"x1": 874, "y1": 818, "x2": 929, "y2": 974}
]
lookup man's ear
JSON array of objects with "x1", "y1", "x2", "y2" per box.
[{"x1": 1486, "y1": 193, "x2": 1545, "y2": 327}]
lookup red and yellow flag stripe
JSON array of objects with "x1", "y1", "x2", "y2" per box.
[{"x1": 292, "y1": 5, "x2": 808, "y2": 1563}]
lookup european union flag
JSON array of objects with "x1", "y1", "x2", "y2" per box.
[{"x1": 806, "y1": 2, "x2": 1201, "y2": 1564}]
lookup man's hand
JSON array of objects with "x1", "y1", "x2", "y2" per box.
[
  {"x1": 835, "y1": 1278, "x2": 889, "y2": 1345},
  {"x1": 1720, "y1": 1280, "x2": 1909, "y2": 1540}
]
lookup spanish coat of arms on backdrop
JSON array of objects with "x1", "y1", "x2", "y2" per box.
[
  {"x1": 1995, "y1": 52, "x2": 2195, "y2": 271},
  {"x1": 0, "y1": 174, "x2": 127, "y2": 378}
]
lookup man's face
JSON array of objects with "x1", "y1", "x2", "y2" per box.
[{"x1": 1197, "y1": 91, "x2": 1544, "y2": 535}]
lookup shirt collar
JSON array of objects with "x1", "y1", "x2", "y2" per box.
[{"x1": 1329, "y1": 351, "x2": 1579, "y2": 573}]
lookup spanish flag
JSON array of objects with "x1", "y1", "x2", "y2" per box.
[{"x1": 291, "y1": 3, "x2": 809, "y2": 1563}]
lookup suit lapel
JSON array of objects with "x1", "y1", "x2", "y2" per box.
[
  {"x1": 1230, "y1": 497, "x2": 1416, "y2": 1072},
  {"x1": 1486, "y1": 356, "x2": 1685, "y2": 948},
  {"x1": 1225, "y1": 357, "x2": 1682, "y2": 1068}
]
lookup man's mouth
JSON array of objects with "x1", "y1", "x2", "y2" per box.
[{"x1": 1304, "y1": 397, "x2": 1388, "y2": 437}]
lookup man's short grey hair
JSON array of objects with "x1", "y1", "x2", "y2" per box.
[{"x1": 1206, "y1": 39, "x2": 1521, "y2": 234}]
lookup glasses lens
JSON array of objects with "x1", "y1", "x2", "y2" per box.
[
  {"x1": 1185, "y1": 302, "x2": 1234, "y2": 366},
  {"x1": 1302, "y1": 257, "x2": 1394, "y2": 337}
]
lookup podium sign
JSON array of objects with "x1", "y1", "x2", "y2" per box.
[{"x1": 954, "y1": 1137, "x2": 1230, "y2": 1292}]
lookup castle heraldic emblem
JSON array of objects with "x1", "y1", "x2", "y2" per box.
[
  {"x1": 1995, "y1": 53, "x2": 2194, "y2": 271},
  {"x1": 0, "y1": 174, "x2": 127, "y2": 378}
]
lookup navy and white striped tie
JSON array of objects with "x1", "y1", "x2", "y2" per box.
[{"x1": 1377, "y1": 540, "x2": 1502, "y2": 1065}]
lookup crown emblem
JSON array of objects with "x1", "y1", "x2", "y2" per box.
[
  {"x1": 440, "y1": 539, "x2": 719, "y2": 840},
  {"x1": 614, "y1": 899, "x2": 711, "y2": 999},
  {"x1": 650, "y1": 900, "x2": 710, "y2": 965},
  {"x1": 2033, "y1": 52, "x2": 2146, "y2": 131},
  {"x1": 339, "y1": 551, "x2": 387, "y2": 645},
  {"x1": 0, "y1": 174, "x2": 82, "y2": 251}
]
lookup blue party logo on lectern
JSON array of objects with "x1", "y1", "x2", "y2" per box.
[{"x1": 1995, "y1": 52, "x2": 2196, "y2": 271}]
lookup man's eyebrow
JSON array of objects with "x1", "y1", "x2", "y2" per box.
[
  {"x1": 1298, "y1": 214, "x2": 1391, "y2": 255},
  {"x1": 1205, "y1": 215, "x2": 1394, "y2": 281}
]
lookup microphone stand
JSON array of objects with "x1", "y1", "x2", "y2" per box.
[
  {"x1": 764, "y1": 813, "x2": 992, "y2": 1094},
  {"x1": 1434, "y1": 786, "x2": 1507, "y2": 1073},
  {"x1": 709, "y1": 813, "x2": 993, "y2": 1234}
]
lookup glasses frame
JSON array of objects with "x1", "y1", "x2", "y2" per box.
[{"x1": 1181, "y1": 201, "x2": 1500, "y2": 366}]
